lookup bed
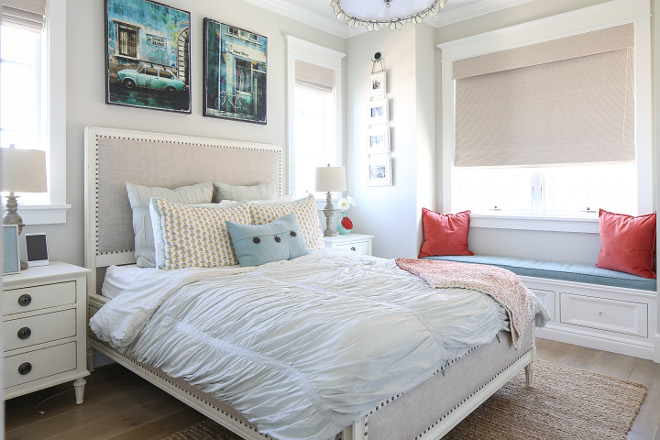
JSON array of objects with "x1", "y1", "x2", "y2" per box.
[{"x1": 84, "y1": 126, "x2": 545, "y2": 440}]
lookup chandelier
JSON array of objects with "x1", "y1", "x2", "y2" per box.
[{"x1": 331, "y1": 0, "x2": 449, "y2": 31}]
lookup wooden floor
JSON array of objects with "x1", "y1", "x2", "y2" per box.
[{"x1": 5, "y1": 339, "x2": 660, "y2": 440}]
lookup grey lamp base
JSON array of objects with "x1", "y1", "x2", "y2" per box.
[{"x1": 322, "y1": 192, "x2": 338, "y2": 236}]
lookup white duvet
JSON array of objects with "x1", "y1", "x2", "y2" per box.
[{"x1": 90, "y1": 249, "x2": 548, "y2": 440}]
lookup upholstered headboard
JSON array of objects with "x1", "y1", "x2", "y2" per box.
[{"x1": 84, "y1": 126, "x2": 285, "y2": 294}]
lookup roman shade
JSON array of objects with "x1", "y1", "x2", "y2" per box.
[
  {"x1": 295, "y1": 59, "x2": 334, "y2": 93},
  {"x1": 1, "y1": 0, "x2": 46, "y2": 32},
  {"x1": 453, "y1": 24, "x2": 634, "y2": 167}
]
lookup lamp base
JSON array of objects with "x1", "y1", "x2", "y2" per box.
[
  {"x1": 322, "y1": 192, "x2": 338, "y2": 236},
  {"x1": 2, "y1": 194, "x2": 25, "y2": 235}
]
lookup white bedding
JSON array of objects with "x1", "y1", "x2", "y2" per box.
[
  {"x1": 102, "y1": 264, "x2": 156, "y2": 299},
  {"x1": 91, "y1": 249, "x2": 548, "y2": 440}
]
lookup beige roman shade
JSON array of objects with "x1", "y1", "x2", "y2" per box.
[
  {"x1": 295, "y1": 60, "x2": 334, "y2": 93},
  {"x1": 2, "y1": 0, "x2": 46, "y2": 32},
  {"x1": 453, "y1": 24, "x2": 635, "y2": 167}
]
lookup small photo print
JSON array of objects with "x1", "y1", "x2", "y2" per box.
[
  {"x1": 369, "y1": 98, "x2": 388, "y2": 124},
  {"x1": 367, "y1": 155, "x2": 392, "y2": 186},
  {"x1": 368, "y1": 124, "x2": 390, "y2": 155},
  {"x1": 368, "y1": 71, "x2": 386, "y2": 97}
]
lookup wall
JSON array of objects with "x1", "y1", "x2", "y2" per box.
[
  {"x1": 25, "y1": 0, "x2": 345, "y2": 266},
  {"x1": 345, "y1": 24, "x2": 436, "y2": 258},
  {"x1": 433, "y1": 0, "x2": 657, "y2": 264}
]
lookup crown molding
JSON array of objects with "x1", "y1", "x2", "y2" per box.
[
  {"x1": 427, "y1": 0, "x2": 538, "y2": 27},
  {"x1": 241, "y1": 0, "x2": 365, "y2": 38}
]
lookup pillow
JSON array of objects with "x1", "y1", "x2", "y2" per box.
[
  {"x1": 596, "y1": 209, "x2": 656, "y2": 279},
  {"x1": 213, "y1": 182, "x2": 278, "y2": 203},
  {"x1": 126, "y1": 182, "x2": 214, "y2": 268},
  {"x1": 226, "y1": 214, "x2": 309, "y2": 267},
  {"x1": 418, "y1": 208, "x2": 474, "y2": 258},
  {"x1": 249, "y1": 194, "x2": 325, "y2": 252},
  {"x1": 149, "y1": 198, "x2": 251, "y2": 270}
]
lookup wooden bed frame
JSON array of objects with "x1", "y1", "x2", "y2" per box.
[{"x1": 84, "y1": 126, "x2": 536, "y2": 440}]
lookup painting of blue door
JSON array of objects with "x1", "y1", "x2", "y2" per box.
[
  {"x1": 105, "y1": 0, "x2": 191, "y2": 112},
  {"x1": 204, "y1": 19, "x2": 267, "y2": 124}
]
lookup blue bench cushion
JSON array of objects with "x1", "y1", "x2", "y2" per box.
[{"x1": 422, "y1": 255, "x2": 657, "y2": 292}]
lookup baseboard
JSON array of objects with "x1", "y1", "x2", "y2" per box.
[
  {"x1": 654, "y1": 333, "x2": 660, "y2": 363},
  {"x1": 536, "y1": 326, "x2": 655, "y2": 360}
]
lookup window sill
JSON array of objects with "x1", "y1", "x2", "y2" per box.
[
  {"x1": 470, "y1": 213, "x2": 599, "y2": 234},
  {"x1": 16, "y1": 204, "x2": 71, "y2": 226}
]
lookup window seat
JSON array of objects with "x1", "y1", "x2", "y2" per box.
[
  {"x1": 423, "y1": 254, "x2": 657, "y2": 360},
  {"x1": 423, "y1": 255, "x2": 656, "y2": 292}
]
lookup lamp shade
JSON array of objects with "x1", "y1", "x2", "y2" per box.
[
  {"x1": 0, "y1": 148, "x2": 47, "y2": 193},
  {"x1": 315, "y1": 166, "x2": 346, "y2": 192}
]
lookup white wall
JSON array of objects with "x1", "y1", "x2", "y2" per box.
[
  {"x1": 345, "y1": 24, "x2": 437, "y2": 258},
  {"x1": 24, "y1": 0, "x2": 345, "y2": 266}
]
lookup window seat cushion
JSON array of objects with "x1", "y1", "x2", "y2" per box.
[{"x1": 422, "y1": 255, "x2": 657, "y2": 292}]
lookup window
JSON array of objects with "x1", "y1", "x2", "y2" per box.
[
  {"x1": 286, "y1": 36, "x2": 345, "y2": 198},
  {"x1": 1, "y1": 0, "x2": 69, "y2": 224},
  {"x1": 439, "y1": 0, "x2": 652, "y2": 230},
  {"x1": 117, "y1": 23, "x2": 138, "y2": 58}
]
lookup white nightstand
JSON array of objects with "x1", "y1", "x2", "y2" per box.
[
  {"x1": 324, "y1": 234, "x2": 374, "y2": 256},
  {"x1": 2, "y1": 262, "x2": 90, "y2": 404}
]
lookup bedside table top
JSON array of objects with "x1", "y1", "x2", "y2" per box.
[
  {"x1": 323, "y1": 234, "x2": 374, "y2": 243},
  {"x1": 3, "y1": 262, "x2": 90, "y2": 288}
]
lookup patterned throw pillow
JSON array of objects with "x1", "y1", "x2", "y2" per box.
[
  {"x1": 249, "y1": 194, "x2": 325, "y2": 252},
  {"x1": 149, "y1": 198, "x2": 251, "y2": 269}
]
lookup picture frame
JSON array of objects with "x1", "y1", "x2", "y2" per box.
[
  {"x1": 367, "y1": 124, "x2": 390, "y2": 155},
  {"x1": 367, "y1": 155, "x2": 393, "y2": 186},
  {"x1": 203, "y1": 18, "x2": 268, "y2": 124},
  {"x1": 105, "y1": 0, "x2": 191, "y2": 113},
  {"x1": 25, "y1": 232, "x2": 49, "y2": 267},
  {"x1": 369, "y1": 98, "x2": 389, "y2": 125},
  {"x1": 368, "y1": 71, "x2": 387, "y2": 97},
  {"x1": 3, "y1": 225, "x2": 20, "y2": 274}
]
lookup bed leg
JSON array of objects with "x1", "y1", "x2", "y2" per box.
[
  {"x1": 87, "y1": 348, "x2": 96, "y2": 372},
  {"x1": 525, "y1": 362, "x2": 534, "y2": 386},
  {"x1": 341, "y1": 418, "x2": 367, "y2": 440}
]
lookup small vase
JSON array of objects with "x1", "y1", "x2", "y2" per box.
[{"x1": 337, "y1": 211, "x2": 353, "y2": 235}]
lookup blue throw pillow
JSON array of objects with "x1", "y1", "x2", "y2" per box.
[{"x1": 226, "y1": 213, "x2": 310, "y2": 267}]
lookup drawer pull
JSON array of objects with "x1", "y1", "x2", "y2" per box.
[
  {"x1": 18, "y1": 362, "x2": 32, "y2": 376},
  {"x1": 351, "y1": 246, "x2": 356, "y2": 251},
  {"x1": 17, "y1": 327, "x2": 32, "y2": 340},
  {"x1": 18, "y1": 294, "x2": 32, "y2": 307}
]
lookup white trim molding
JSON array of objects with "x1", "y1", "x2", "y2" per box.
[
  {"x1": 470, "y1": 214, "x2": 599, "y2": 234},
  {"x1": 437, "y1": 0, "x2": 653, "y2": 231},
  {"x1": 18, "y1": 204, "x2": 71, "y2": 225}
]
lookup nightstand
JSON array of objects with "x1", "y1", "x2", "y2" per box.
[
  {"x1": 2, "y1": 262, "x2": 90, "y2": 404},
  {"x1": 324, "y1": 234, "x2": 374, "y2": 256}
]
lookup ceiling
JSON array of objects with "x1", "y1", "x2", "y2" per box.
[{"x1": 240, "y1": 0, "x2": 537, "y2": 38}]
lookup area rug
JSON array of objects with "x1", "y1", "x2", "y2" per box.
[{"x1": 162, "y1": 359, "x2": 646, "y2": 440}]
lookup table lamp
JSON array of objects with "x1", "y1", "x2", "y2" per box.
[
  {"x1": 1, "y1": 147, "x2": 48, "y2": 235},
  {"x1": 315, "y1": 164, "x2": 346, "y2": 236}
]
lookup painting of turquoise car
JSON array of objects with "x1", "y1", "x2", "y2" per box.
[{"x1": 117, "y1": 65, "x2": 185, "y2": 93}]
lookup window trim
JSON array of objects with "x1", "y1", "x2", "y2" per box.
[
  {"x1": 285, "y1": 36, "x2": 346, "y2": 200},
  {"x1": 18, "y1": 0, "x2": 71, "y2": 225},
  {"x1": 437, "y1": 0, "x2": 652, "y2": 231}
]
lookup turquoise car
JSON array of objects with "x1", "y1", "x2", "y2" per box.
[{"x1": 117, "y1": 65, "x2": 185, "y2": 93}]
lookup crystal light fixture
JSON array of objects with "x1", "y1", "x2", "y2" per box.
[{"x1": 331, "y1": 0, "x2": 449, "y2": 31}]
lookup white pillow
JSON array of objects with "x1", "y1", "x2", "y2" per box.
[
  {"x1": 126, "y1": 182, "x2": 214, "y2": 268},
  {"x1": 213, "y1": 182, "x2": 278, "y2": 203},
  {"x1": 150, "y1": 198, "x2": 251, "y2": 269}
]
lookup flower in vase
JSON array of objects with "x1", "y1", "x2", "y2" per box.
[{"x1": 337, "y1": 198, "x2": 350, "y2": 211}]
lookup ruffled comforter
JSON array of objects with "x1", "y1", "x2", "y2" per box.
[{"x1": 90, "y1": 249, "x2": 549, "y2": 440}]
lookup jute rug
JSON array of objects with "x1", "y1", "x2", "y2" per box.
[{"x1": 163, "y1": 360, "x2": 646, "y2": 440}]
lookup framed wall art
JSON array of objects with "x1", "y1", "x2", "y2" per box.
[
  {"x1": 368, "y1": 71, "x2": 386, "y2": 97},
  {"x1": 3, "y1": 225, "x2": 20, "y2": 274},
  {"x1": 367, "y1": 155, "x2": 393, "y2": 186},
  {"x1": 369, "y1": 98, "x2": 389, "y2": 125},
  {"x1": 204, "y1": 18, "x2": 267, "y2": 124},
  {"x1": 367, "y1": 124, "x2": 390, "y2": 155},
  {"x1": 105, "y1": 0, "x2": 191, "y2": 113}
]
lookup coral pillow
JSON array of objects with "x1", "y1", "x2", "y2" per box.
[
  {"x1": 419, "y1": 208, "x2": 474, "y2": 258},
  {"x1": 596, "y1": 209, "x2": 656, "y2": 279}
]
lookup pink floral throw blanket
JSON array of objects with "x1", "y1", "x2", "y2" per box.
[{"x1": 395, "y1": 258, "x2": 532, "y2": 348}]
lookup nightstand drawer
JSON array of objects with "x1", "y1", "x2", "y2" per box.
[
  {"x1": 4, "y1": 342, "x2": 77, "y2": 389},
  {"x1": 4, "y1": 309, "x2": 76, "y2": 352},
  {"x1": 333, "y1": 240, "x2": 370, "y2": 254},
  {"x1": 560, "y1": 293, "x2": 648, "y2": 337},
  {"x1": 3, "y1": 281, "x2": 76, "y2": 315}
]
